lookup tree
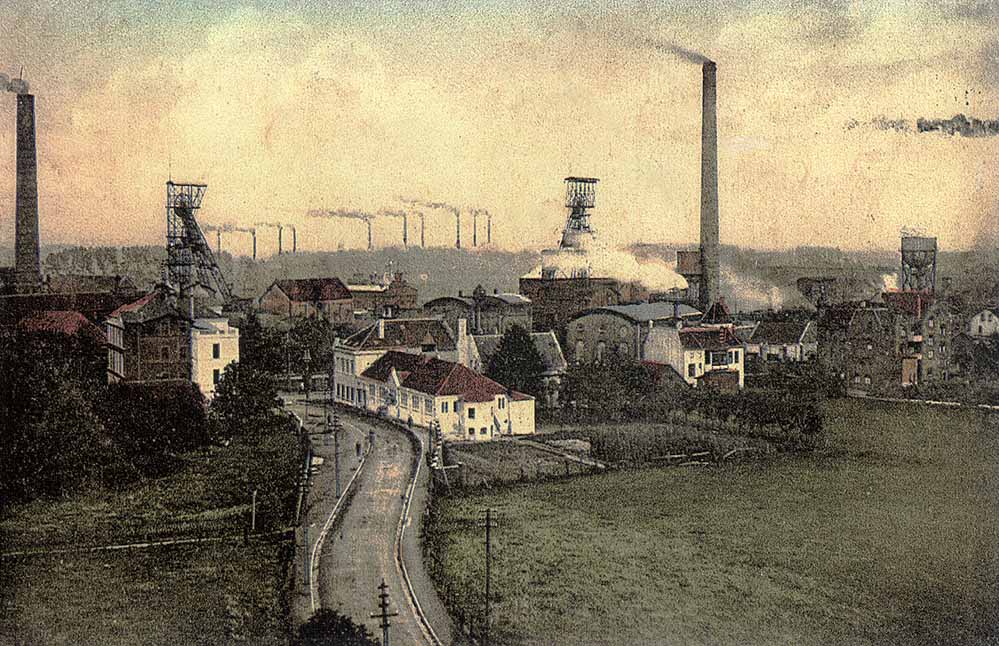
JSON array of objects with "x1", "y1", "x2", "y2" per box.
[
  {"x1": 209, "y1": 362, "x2": 281, "y2": 442},
  {"x1": 486, "y1": 325, "x2": 545, "y2": 397},
  {"x1": 237, "y1": 311, "x2": 286, "y2": 374},
  {"x1": 294, "y1": 609, "x2": 379, "y2": 646}
]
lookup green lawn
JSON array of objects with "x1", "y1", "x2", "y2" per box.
[
  {"x1": 428, "y1": 399, "x2": 999, "y2": 645},
  {"x1": 0, "y1": 540, "x2": 291, "y2": 646},
  {"x1": 0, "y1": 431, "x2": 300, "y2": 551}
]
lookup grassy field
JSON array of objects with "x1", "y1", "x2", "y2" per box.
[
  {"x1": 0, "y1": 540, "x2": 291, "y2": 645},
  {"x1": 0, "y1": 431, "x2": 300, "y2": 550},
  {"x1": 446, "y1": 440, "x2": 597, "y2": 487},
  {"x1": 428, "y1": 399, "x2": 999, "y2": 645},
  {"x1": 0, "y1": 424, "x2": 301, "y2": 645}
]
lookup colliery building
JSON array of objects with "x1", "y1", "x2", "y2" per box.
[
  {"x1": 565, "y1": 302, "x2": 701, "y2": 364},
  {"x1": 424, "y1": 285, "x2": 532, "y2": 336}
]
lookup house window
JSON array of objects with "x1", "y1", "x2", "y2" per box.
[
  {"x1": 213, "y1": 368, "x2": 221, "y2": 385},
  {"x1": 499, "y1": 398, "x2": 505, "y2": 409},
  {"x1": 480, "y1": 427, "x2": 487, "y2": 435},
  {"x1": 161, "y1": 346, "x2": 170, "y2": 361},
  {"x1": 442, "y1": 401, "x2": 449, "y2": 413},
  {"x1": 401, "y1": 393, "x2": 408, "y2": 408},
  {"x1": 369, "y1": 385, "x2": 376, "y2": 397},
  {"x1": 468, "y1": 407, "x2": 476, "y2": 419},
  {"x1": 425, "y1": 399, "x2": 433, "y2": 413},
  {"x1": 468, "y1": 427, "x2": 475, "y2": 436},
  {"x1": 688, "y1": 364, "x2": 696, "y2": 378},
  {"x1": 212, "y1": 343, "x2": 220, "y2": 359},
  {"x1": 928, "y1": 350, "x2": 934, "y2": 359}
]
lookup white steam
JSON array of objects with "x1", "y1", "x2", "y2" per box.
[{"x1": 0, "y1": 73, "x2": 29, "y2": 94}]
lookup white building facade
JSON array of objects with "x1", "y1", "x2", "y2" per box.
[{"x1": 190, "y1": 316, "x2": 240, "y2": 399}]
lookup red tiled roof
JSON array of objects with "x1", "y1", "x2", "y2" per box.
[
  {"x1": 274, "y1": 278, "x2": 351, "y2": 302},
  {"x1": 679, "y1": 326, "x2": 741, "y2": 351},
  {"x1": 361, "y1": 351, "x2": 509, "y2": 402},
  {"x1": 17, "y1": 310, "x2": 107, "y2": 345},
  {"x1": 109, "y1": 291, "x2": 158, "y2": 318}
]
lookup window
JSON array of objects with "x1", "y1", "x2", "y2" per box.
[
  {"x1": 425, "y1": 399, "x2": 433, "y2": 413},
  {"x1": 213, "y1": 368, "x2": 221, "y2": 384},
  {"x1": 161, "y1": 346, "x2": 170, "y2": 361},
  {"x1": 864, "y1": 376, "x2": 871, "y2": 385},
  {"x1": 480, "y1": 427, "x2": 487, "y2": 435},
  {"x1": 369, "y1": 385, "x2": 376, "y2": 397},
  {"x1": 928, "y1": 350, "x2": 934, "y2": 359},
  {"x1": 212, "y1": 343, "x2": 220, "y2": 359},
  {"x1": 928, "y1": 318, "x2": 934, "y2": 328},
  {"x1": 442, "y1": 401, "x2": 449, "y2": 413},
  {"x1": 688, "y1": 363, "x2": 696, "y2": 378},
  {"x1": 468, "y1": 407, "x2": 476, "y2": 419},
  {"x1": 468, "y1": 427, "x2": 475, "y2": 436},
  {"x1": 401, "y1": 393, "x2": 409, "y2": 408},
  {"x1": 498, "y1": 397, "x2": 505, "y2": 410}
]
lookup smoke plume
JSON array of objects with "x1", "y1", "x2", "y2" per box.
[
  {"x1": 847, "y1": 114, "x2": 999, "y2": 137},
  {"x1": 645, "y1": 40, "x2": 712, "y2": 65},
  {"x1": 307, "y1": 208, "x2": 374, "y2": 221},
  {"x1": 398, "y1": 197, "x2": 461, "y2": 216},
  {"x1": 379, "y1": 208, "x2": 407, "y2": 218}
]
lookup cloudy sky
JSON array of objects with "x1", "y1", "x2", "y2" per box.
[{"x1": 0, "y1": 1, "x2": 997, "y2": 255}]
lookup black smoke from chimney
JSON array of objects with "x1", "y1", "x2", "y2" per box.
[
  {"x1": 15, "y1": 94, "x2": 41, "y2": 293},
  {"x1": 699, "y1": 62, "x2": 719, "y2": 311}
]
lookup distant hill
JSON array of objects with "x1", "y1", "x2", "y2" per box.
[{"x1": 30, "y1": 243, "x2": 999, "y2": 313}]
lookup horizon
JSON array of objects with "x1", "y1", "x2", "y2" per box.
[{"x1": 1, "y1": 1, "x2": 997, "y2": 253}]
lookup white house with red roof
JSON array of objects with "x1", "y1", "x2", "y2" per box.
[
  {"x1": 348, "y1": 350, "x2": 534, "y2": 440},
  {"x1": 644, "y1": 324, "x2": 744, "y2": 389}
]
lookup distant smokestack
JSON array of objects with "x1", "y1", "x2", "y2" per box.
[
  {"x1": 699, "y1": 61, "x2": 719, "y2": 311},
  {"x1": 278, "y1": 225, "x2": 283, "y2": 255},
  {"x1": 252, "y1": 230, "x2": 257, "y2": 260},
  {"x1": 455, "y1": 209, "x2": 461, "y2": 249},
  {"x1": 292, "y1": 227, "x2": 297, "y2": 253},
  {"x1": 15, "y1": 94, "x2": 41, "y2": 294}
]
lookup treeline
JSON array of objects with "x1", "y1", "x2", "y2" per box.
[
  {"x1": 0, "y1": 326, "x2": 292, "y2": 509},
  {"x1": 550, "y1": 360, "x2": 823, "y2": 447}
]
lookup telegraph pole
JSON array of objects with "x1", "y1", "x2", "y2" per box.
[
  {"x1": 328, "y1": 407, "x2": 342, "y2": 498},
  {"x1": 371, "y1": 578, "x2": 399, "y2": 646},
  {"x1": 480, "y1": 508, "x2": 499, "y2": 645}
]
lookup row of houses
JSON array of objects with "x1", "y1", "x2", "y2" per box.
[{"x1": 257, "y1": 273, "x2": 419, "y2": 324}]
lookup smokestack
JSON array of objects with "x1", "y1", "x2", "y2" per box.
[
  {"x1": 252, "y1": 230, "x2": 257, "y2": 260},
  {"x1": 455, "y1": 210, "x2": 461, "y2": 249},
  {"x1": 699, "y1": 61, "x2": 719, "y2": 311},
  {"x1": 278, "y1": 225, "x2": 283, "y2": 255},
  {"x1": 420, "y1": 214, "x2": 425, "y2": 247},
  {"x1": 487, "y1": 213, "x2": 492, "y2": 245},
  {"x1": 403, "y1": 213, "x2": 408, "y2": 248},
  {"x1": 367, "y1": 220, "x2": 373, "y2": 250},
  {"x1": 292, "y1": 227, "x2": 297, "y2": 253},
  {"x1": 14, "y1": 94, "x2": 41, "y2": 293},
  {"x1": 473, "y1": 210, "x2": 478, "y2": 247},
  {"x1": 216, "y1": 230, "x2": 222, "y2": 255}
]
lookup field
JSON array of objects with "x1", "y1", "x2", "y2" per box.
[
  {"x1": 427, "y1": 399, "x2": 999, "y2": 645},
  {"x1": 0, "y1": 541, "x2": 291, "y2": 645},
  {"x1": 0, "y1": 431, "x2": 300, "y2": 551},
  {"x1": 0, "y1": 428, "x2": 301, "y2": 645}
]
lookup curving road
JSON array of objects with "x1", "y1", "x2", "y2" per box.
[{"x1": 314, "y1": 413, "x2": 454, "y2": 645}]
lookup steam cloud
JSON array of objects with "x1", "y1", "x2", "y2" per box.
[
  {"x1": 307, "y1": 208, "x2": 374, "y2": 221},
  {"x1": 847, "y1": 114, "x2": 999, "y2": 137},
  {"x1": 0, "y1": 73, "x2": 29, "y2": 94},
  {"x1": 378, "y1": 208, "x2": 407, "y2": 218},
  {"x1": 399, "y1": 197, "x2": 461, "y2": 216},
  {"x1": 205, "y1": 224, "x2": 256, "y2": 234}
]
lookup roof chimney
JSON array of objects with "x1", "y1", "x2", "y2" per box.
[
  {"x1": 14, "y1": 94, "x2": 41, "y2": 294},
  {"x1": 699, "y1": 62, "x2": 720, "y2": 312}
]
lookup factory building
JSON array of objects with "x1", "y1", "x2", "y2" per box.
[
  {"x1": 346, "y1": 271, "x2": 419, "y2": 319},
  {"x1": 257, "y1": 278, "x2": 354, "y2": 324},
  {"x1": 565, "y1": 302, "x2": 701, "y2": 364},
  {"x1": 424, "y1": 285, "x2": 532, "y2": 336}
]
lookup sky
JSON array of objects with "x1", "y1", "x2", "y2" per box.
[{"x1": 0, "y1": 0, "x2": 997, "y2": 255}]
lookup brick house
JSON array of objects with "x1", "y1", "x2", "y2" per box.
[{"x1": 257, "y1": 278, "x2": 353, "y2": 324}]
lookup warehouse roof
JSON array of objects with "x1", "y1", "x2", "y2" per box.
[{"x1": 572, "y1": 301, "x2": 701, "y2": 324}]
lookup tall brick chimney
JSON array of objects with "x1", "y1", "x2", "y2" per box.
[
  {"x1": 699, "y1": 62, "x2": 719, "y2": 312},
  {"x1": 14, "y1": 94, "x2": 41, "y2": 294}
]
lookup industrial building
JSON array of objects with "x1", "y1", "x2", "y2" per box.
[
  {"x1": 565, "y1": 302, "x2": 701, "y2": 364},
  {"x1": 424, "y1": 285, "x2": 532, "y2": 336}
]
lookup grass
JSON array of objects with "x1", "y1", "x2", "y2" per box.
[
  {"x1": 0, "y1": 540, "x2": 291, "y2": 646},
  {"x1": 427, "y1": 399, "x2": 999, "y2": 645},
  {"x1": 0, "y1": 429, "x2": 301, "y2": 550},
  {"x1": 445, "y1": 441, "x2": 595, "y2": 487}
]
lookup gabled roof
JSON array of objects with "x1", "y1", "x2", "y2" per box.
[
  {"x1": 343, "y1": 318, "x2": 457, "y2": 351},
  {"x1": 571, "y1": 301, "x2": 701, "y2": 325},
  {"x1": 270, "y1": 278, "x2": 351, "y2": 303},
  {"x1": 700, "y1": 299, "x2": 733, "y2": 325},
  {"x1": 361, "y1": 350, "x2": 512, "y2": 402},
  {"x1": 17, "y1": 310, "x2": 107, "y2": 345},
  {"x1": 749, "y1": 320, "x2": 813, "y2": 346},
  {"x1": 679, "y1": 326, "x2": 742, "y2": 351},
  {"x1": 108, "y1": 290, "x2": 216, "y2": 324},
  {"x1": 472, "y1": 331, "x2": 567, "y2": 375}
]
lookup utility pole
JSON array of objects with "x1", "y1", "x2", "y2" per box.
[
  {"x1": 480, "y1": 508, "x2": 499, "y2": 645},
  {"x1": 328, "y1": 407, "x2": 341, "y2": 498},
  {"x1": 371, "y1": 578, "x2": 399, "y2": 646}
]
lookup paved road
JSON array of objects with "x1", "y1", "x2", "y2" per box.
[{"x1": 312, "y1": 413, "x2": 454, "y2": 645}]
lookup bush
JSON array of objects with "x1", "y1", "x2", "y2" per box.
[{"x1": 294, "y1": 609, "x2": 379, "y2": 646}]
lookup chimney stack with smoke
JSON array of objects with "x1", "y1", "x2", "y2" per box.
[
  {"x1": 14, "y1": 93, "x2": 41, "y2": 293},
  {"x1": 699, "y1": 61, "x2": 720, "y2": 311}
]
